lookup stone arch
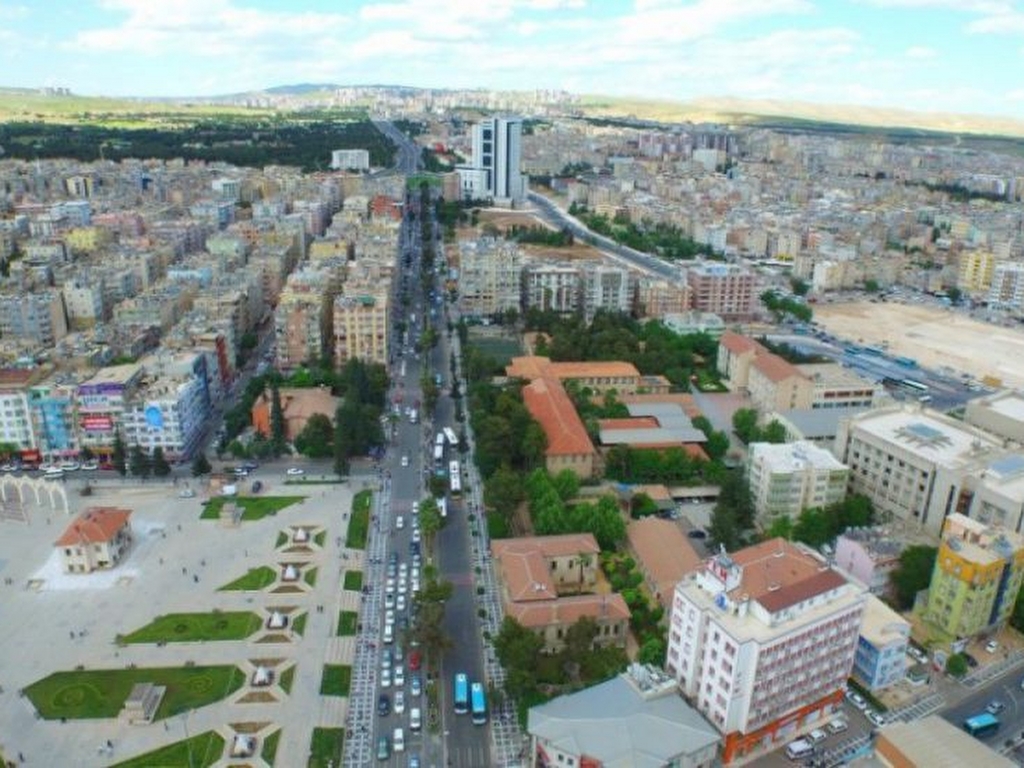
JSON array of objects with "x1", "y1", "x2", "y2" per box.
[{"x1": 0, "y1": 476, "x2": 70, "y2": 515}]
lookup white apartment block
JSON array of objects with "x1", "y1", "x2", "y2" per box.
[
  {"x1": 987, "y1": 261, "x2": 1024, "y2": 310},
  {"x1": 579, "y1": 263, "x2": 632, "y2": 321},
  {"x1": 521, "y1": 262, "x2": 580, "y2": 314},
  {"x1": 0, "y1": 389, "x2": 36, "y2": 452},
  {"x1": 0, "y1": 290, "x2": 69, "y2": 346},
  {"x1": 667, "y1": 539, "x2": 866, "y2": 763},
  {"x1": 330, "y1": 149, "x2": 370, "y2": 172},
  {"x1": 834, "y1": 405, "x2": 1004, "y2": 534},
  {"x1": 458, "y1": 238, "x2": 523, "y2": 318},
  {"x1": 747, "y1": 441, "x2": 849, "y2": 522},
  {"x1": 333, "y1": 292, "x2": 390, "y2": 369}
]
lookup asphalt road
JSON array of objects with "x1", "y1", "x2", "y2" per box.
[
  {"x1": 942, "y1": 673, "x2": 1024, "y2": 748},
  {"x1": 367, "y1": 201, "x2": 490, "y2": 766}
]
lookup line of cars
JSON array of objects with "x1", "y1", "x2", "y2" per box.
[
  {"x1": 376, "y1": 506, "x2": 425, "y2": 764},
  {"x1": 785, "y1": 716, "x2": 849, "y2": 762},
  {"x1": 845, "y1": 688, "x2": 887, "y2": 728},
  {"x1": 1, "y1": 459, "x2": 101, "y2": 479}
]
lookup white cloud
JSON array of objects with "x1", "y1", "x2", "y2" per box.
[
  {"x1": 613, "y1": 0, "x2": 814, "y2": 46},
  {"x1": 905, "y1": 45, "x2": 937, "y2": 58},
  {"x1": 74, "y1": 1, "x2": 350, "y2": 56},
  {"x1": 968, "y1": 10, "x2": 1024, "y2": 34}
]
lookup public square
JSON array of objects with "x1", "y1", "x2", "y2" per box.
[{"x1": 0, "y1": 470, "x2": 364, "y2": 767}]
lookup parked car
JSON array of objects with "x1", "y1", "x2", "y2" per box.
[
  {"x1": 987, "y1": 700, "x2": 1006, "y2": 714},
  {"x1": 178, "y1": 488, "x2": 196, "y2": 499},
  {"x1": 687, "y1": 529, "x2": 708, "y2": 540},
  {"x1": 986, "y1": 640, "x2": 999, "y2": 653},
  {"x1": 845, "y1": 690, "x2": 867, "y2": 710},
  {"x1": 964, "y1": 653, "x2": 979, "y2": 668},
  {"x1": 286, "y1": 467, "x2": 304, "y2": 476},
  {"x1": 376, "y1": 735, "x2": 390, "y2": 761},
  {"x1": 826, "y1": 718, "x2": 848, "y2": 735},
  {"x1": 807, "y1": 729, "x2": 827, "y2": 744},
  {"x1": 866, "y1": 710, "x2": 886, "y2": 728},
  {"x1": 377, "y1": 693, "x2": 390, "y2": 716},
  {"x1": 251, "y1": 480, "x2": 263, "y2": 493}
]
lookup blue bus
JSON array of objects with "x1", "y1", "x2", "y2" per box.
[
  {"x1": 453, "y1": 673, "x2": 469, "y2": 715},
  {"x1": 963, "y1": 712, "x2": 999, "y2": 737},
  {"x1": 901, "y1": 378, "x2": 929, "y2": 393},
  {"x1": 470, "y1": 682, "x2": 487, "y2": 725}
]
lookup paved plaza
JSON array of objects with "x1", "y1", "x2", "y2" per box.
[{"x1": 0, "y1": 474, "x2": 366, "y2": 766}]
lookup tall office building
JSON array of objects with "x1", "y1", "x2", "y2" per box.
[{"x1": 458, "y1": 117, "x2": 525, "y2": 205}]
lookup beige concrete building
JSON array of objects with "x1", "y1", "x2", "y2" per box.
[
  {"x1": 686, "y1": 262, "x2": 757, "y2": 321},
  {"x1": 746, "y1": 441, "x2": 849, "y2": 523},
  {"x1": 457, "y1": 238, "x2": 522, "y2": 318},
  {"x1": 332, "y1": 291, "x2": 389, "y2": 370},
  {"x1": 875, "y1": 715, "x2": 1016, "y2": 767},
  {"x1": 274, "y1": 268, "x2": 334, "y2": 370},
  {"x1": 834, "y1": 405, "x2": 1004, "y2": 534},
  {"x1": 491, "y1": 534, "x2": 629, "y2": 653}
]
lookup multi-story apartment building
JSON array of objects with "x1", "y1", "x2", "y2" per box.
[
  {"x1": 987, "y1": 261, "x2": 1024, "y2": 310},
  {"x1": 834, "y1": 526, "x2": 903, "y2": 597},
  {"x1": 118, "y1": 352, "x2": 213, "y2": 460},
  {"x1": 686, "y1": 262, "x2": 757, "y2": 320},
  {"x1": 0, "y1": 290, "x2": 69, "y2": 346},
  {"x1": 330, "y1": 149, "x2": 370, "y2": 171},
  {"x1": 634, "y1": 276, "x2": 691, "y2": 318},
  {"x1": 333, "y1": 291, "x2": 390, "y2": 369},
  {"x1": 579, "y1": 263, "x2": 632, "y2": 321},
  {"x1": 746, "y1": 441, "x2": 849, "y2": 523},
  {"x1": 521, "y1": 262, "x2": 580, "y2": 315},
  {"x1": 666, "y1": 539, "x2": 866, "y2": 763},
  {"x1": 458, "y1": 238, "x2": 522, "y2": 318},
  {"x1": 852, "y1": 595, "x2": 909, "y2": 692},
  {"x1": 958, "y1": 250, "x2": 997, "y2": 296},
  {"x1": 0, "y1": 371, "x2": 37, "y2": 455},
  {"x1": 274, "y1": 267, "x2": 334, "y2": 371},
  {"x1": 28, "y1": 376, "x2": 79, "y2": 459},
  {"x1": 75, "y1": 364, "x2": 145, "y2": 457},
  {"x1": 924, "y1": 513, "x2": 1024, "y2": 638},
  {"x1": 62, "y1": 277, "x2": 108, "y2": 329},
  {"x1": 834, "y1": 405, "x2": 1003, "y2": 534}
]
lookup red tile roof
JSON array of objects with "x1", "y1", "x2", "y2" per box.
[
  {"x1": 627, "y1": 517, "x2": 702, "y2": 607},
  {"x1": 729, "y1": 538, "x2": 849, "y2": 613},
  {"x1": 507, "y1": 592, "x2": 631, "y2": 629},
  {"x1": 720, "y1": 331, "x2": 762, "y2": 355},
  {"x1": 506, "y1": 356, "x2": 640, "y2": 382},
  {"x1": 752, "y1": 353, "x2": 804, "y2": 383},
  {"x1": 55, "y1": 507, "x2": 132, "y2": 547},
  {"x1": 522, "y1": 377, "x2": 595, "y2": 457}
]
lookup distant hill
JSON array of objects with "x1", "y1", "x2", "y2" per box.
[{"x1": 579, "y1": 94, "x2": 1024, "y2": 139}]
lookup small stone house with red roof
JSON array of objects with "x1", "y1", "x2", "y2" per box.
[{"x1": 55, "y1": 506, "x2": 133, "y2": 573}]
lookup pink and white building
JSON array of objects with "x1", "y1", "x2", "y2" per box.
[{"x1": 665, "y1": 538, "x2": 867, "y2": 763}]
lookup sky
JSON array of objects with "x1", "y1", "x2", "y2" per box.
[{"x1": 2, "y1": 0, "x2": 1024, "y2": 118}]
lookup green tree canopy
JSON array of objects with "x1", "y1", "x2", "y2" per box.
[
  {"x1": 891, "y1": 545, "x2": 938, "y2": 610},
  {"x1": 294, "y1": 413, "x2": 334, "y2": 458}
]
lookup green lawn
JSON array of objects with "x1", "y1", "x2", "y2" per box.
[
  {"x1": 25, "y1": 665, "x2": 245, "y2": 720},
  {"x1": 303, "y1": 567, "x2": 318, "y2": 587},
  {"x1": 217, "y1": 566, "x2": 276, "y2": 591},
  {"x1": 336, "y1": 610, "x2": 358, "y2": 636},
  {"x1": 275, "y1": 531, "x2": 289, "y2": 548},
  {"x1": 308, "y1": 727, "x2": 344, "y2": 768},
  {"x1": 120, "y1": 612, "x2": 262, "y2": 644},
  {"x1": 110, "y1": 731, "x2": 225, "y2": 768},
  {"x1": 319, "y1": 665, "x2": 351, "y2": 696},
  {"x1": 343, "y1": 570, "x2": 363, "y2": 591},
  {"x1": 200, "y1": 496, "x2": 305, "y2": 521},
  {"x1": 279, "y1": 665, "x2": 295, "y2": 694},
  {"x1": 486, "y1": 511, "x2": 512, "y2": 539},
  {"x1": 314, "y1": 530, "x2": 327, "y2": 546},
  {"x1": 346, "y1": 490, "x2": 372, "y2": 549},
  {"x1": 261, "y1": 728, "x2": 281, "y2": 766},
  {"x1": 292, "y1": 612, "x2": 308, "y2": 637},
  {"x1": 468, "y1": 332, "x2": 521, "y2": 367}
]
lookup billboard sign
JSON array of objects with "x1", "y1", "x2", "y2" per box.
[{"x1": 81, "y1": 415, "x2": 114, "y2": 431}]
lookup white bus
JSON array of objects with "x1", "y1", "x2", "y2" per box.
[
  {"x1": 449, "y1": 460, "x2": 462, "y2": 496},
  {"x1": 443, "y1": 427, "x2": 458, "y2": 447}
]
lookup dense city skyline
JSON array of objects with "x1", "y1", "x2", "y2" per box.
[{"x1": 3, "y1": 0, "x2": 1024, "y2": 119}]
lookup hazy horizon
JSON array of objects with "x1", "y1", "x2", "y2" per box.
[{"x1": 2, "y1": 1, "x2": 1024, "y2": 121}]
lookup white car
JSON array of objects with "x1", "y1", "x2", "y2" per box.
[
  {"x1": 411, "y1": 529, "x2": 421, "y2": 544},
  {"x1": 399, "y1": 563, "x2": 408, "y2": 578},
  {"x1": 394, "y1": 690, "x2": 405, "y2": 714},
  {"x1": 396, "y1": 515, "x2": 405, "y2": 530},
  {"x1": 398, "y1": 578, "x2": 407, "y2": 595},
  {"x1": 394, "y1": 665, "x2": 405, "y2": 687},
  {"x1": 401, "y1": 455, "x2": 409, "y2": 467},
  {"x1": 411, "y1": 501, "x2": 420, "y2": 514},
  {"x1": 286, "y1": 467, "x2": 304, "y2": 476},
  {"x1": 866, "y1": 710, "x2": 886, "y2": 728},
  {"x1": 81, "y1": 460, "x2": 99, "y2": 471},
  {"x1": 986, "y1": 640, "x2": 999, "y2": 653},
  {"x1": 384, "y1": 592, "x2": 396, "y2": 609},
  {"x1": 397, "y1": 594, "x2": 407, "y2": 612},
  {"x1": 380, "y1": 668, "x2": 392, "y2": 688}
]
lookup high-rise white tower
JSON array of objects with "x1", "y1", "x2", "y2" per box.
[{"x1": 458, "y1": 116, "x2": 525, "y2": 205}]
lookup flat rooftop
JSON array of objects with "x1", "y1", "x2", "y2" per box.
[
  {"x1": 859, "y1": 594, "x2": 909, "y2": 648},
  {"x1": 850, "y1": 406, "x2": 1002, "y2": 468}
]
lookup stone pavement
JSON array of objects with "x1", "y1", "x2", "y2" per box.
[{"x1": 0, "y1": 474, "x2": 364, "y2": 766}]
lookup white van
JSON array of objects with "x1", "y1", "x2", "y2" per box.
[
  {"x1": 383, "y1": 623, "x2": 394, "y2": 644},
  {"x1": 393, "y1": 727, "x2": 405, "y2": 753},
  {"x1": 785, "y1": 739, "x2": 814, "y2": 761}
]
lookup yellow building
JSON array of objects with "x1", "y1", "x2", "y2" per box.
[
  {"x1": 332, "y1": 291, "x2": 390, "y2": 370},
  {"x1": 64, "y1": 226, "x2": 113, "y2": 254},
  {"x1": 958, "y1": 250, "x2": 996, "y2": 295},
  {"x1": 924, "y1": 513, "x2": 1024, "y2": 639}
]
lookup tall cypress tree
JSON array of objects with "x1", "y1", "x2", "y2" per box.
[
  {"x1": 112, "y1": 432, "x2": 127, "y2": 476},
  {"x1": 270, "y1": 384, "x2": 287, "y2": 456}
]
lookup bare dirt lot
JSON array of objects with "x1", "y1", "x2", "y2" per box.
[
  {"x1": 814, "y1": 300, "x2": 1024, "y2": 388},
  {"x1": 462, "y1": 209, "x2": 605, "y2": 261}
]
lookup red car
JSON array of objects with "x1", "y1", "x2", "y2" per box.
[{"x1": 408, "y1": 650, "x2": 422, "y2": 671}]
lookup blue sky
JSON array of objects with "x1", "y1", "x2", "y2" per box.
[{"x1": 2, "y1": 0, "x2": 1024, "y2": 118}]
